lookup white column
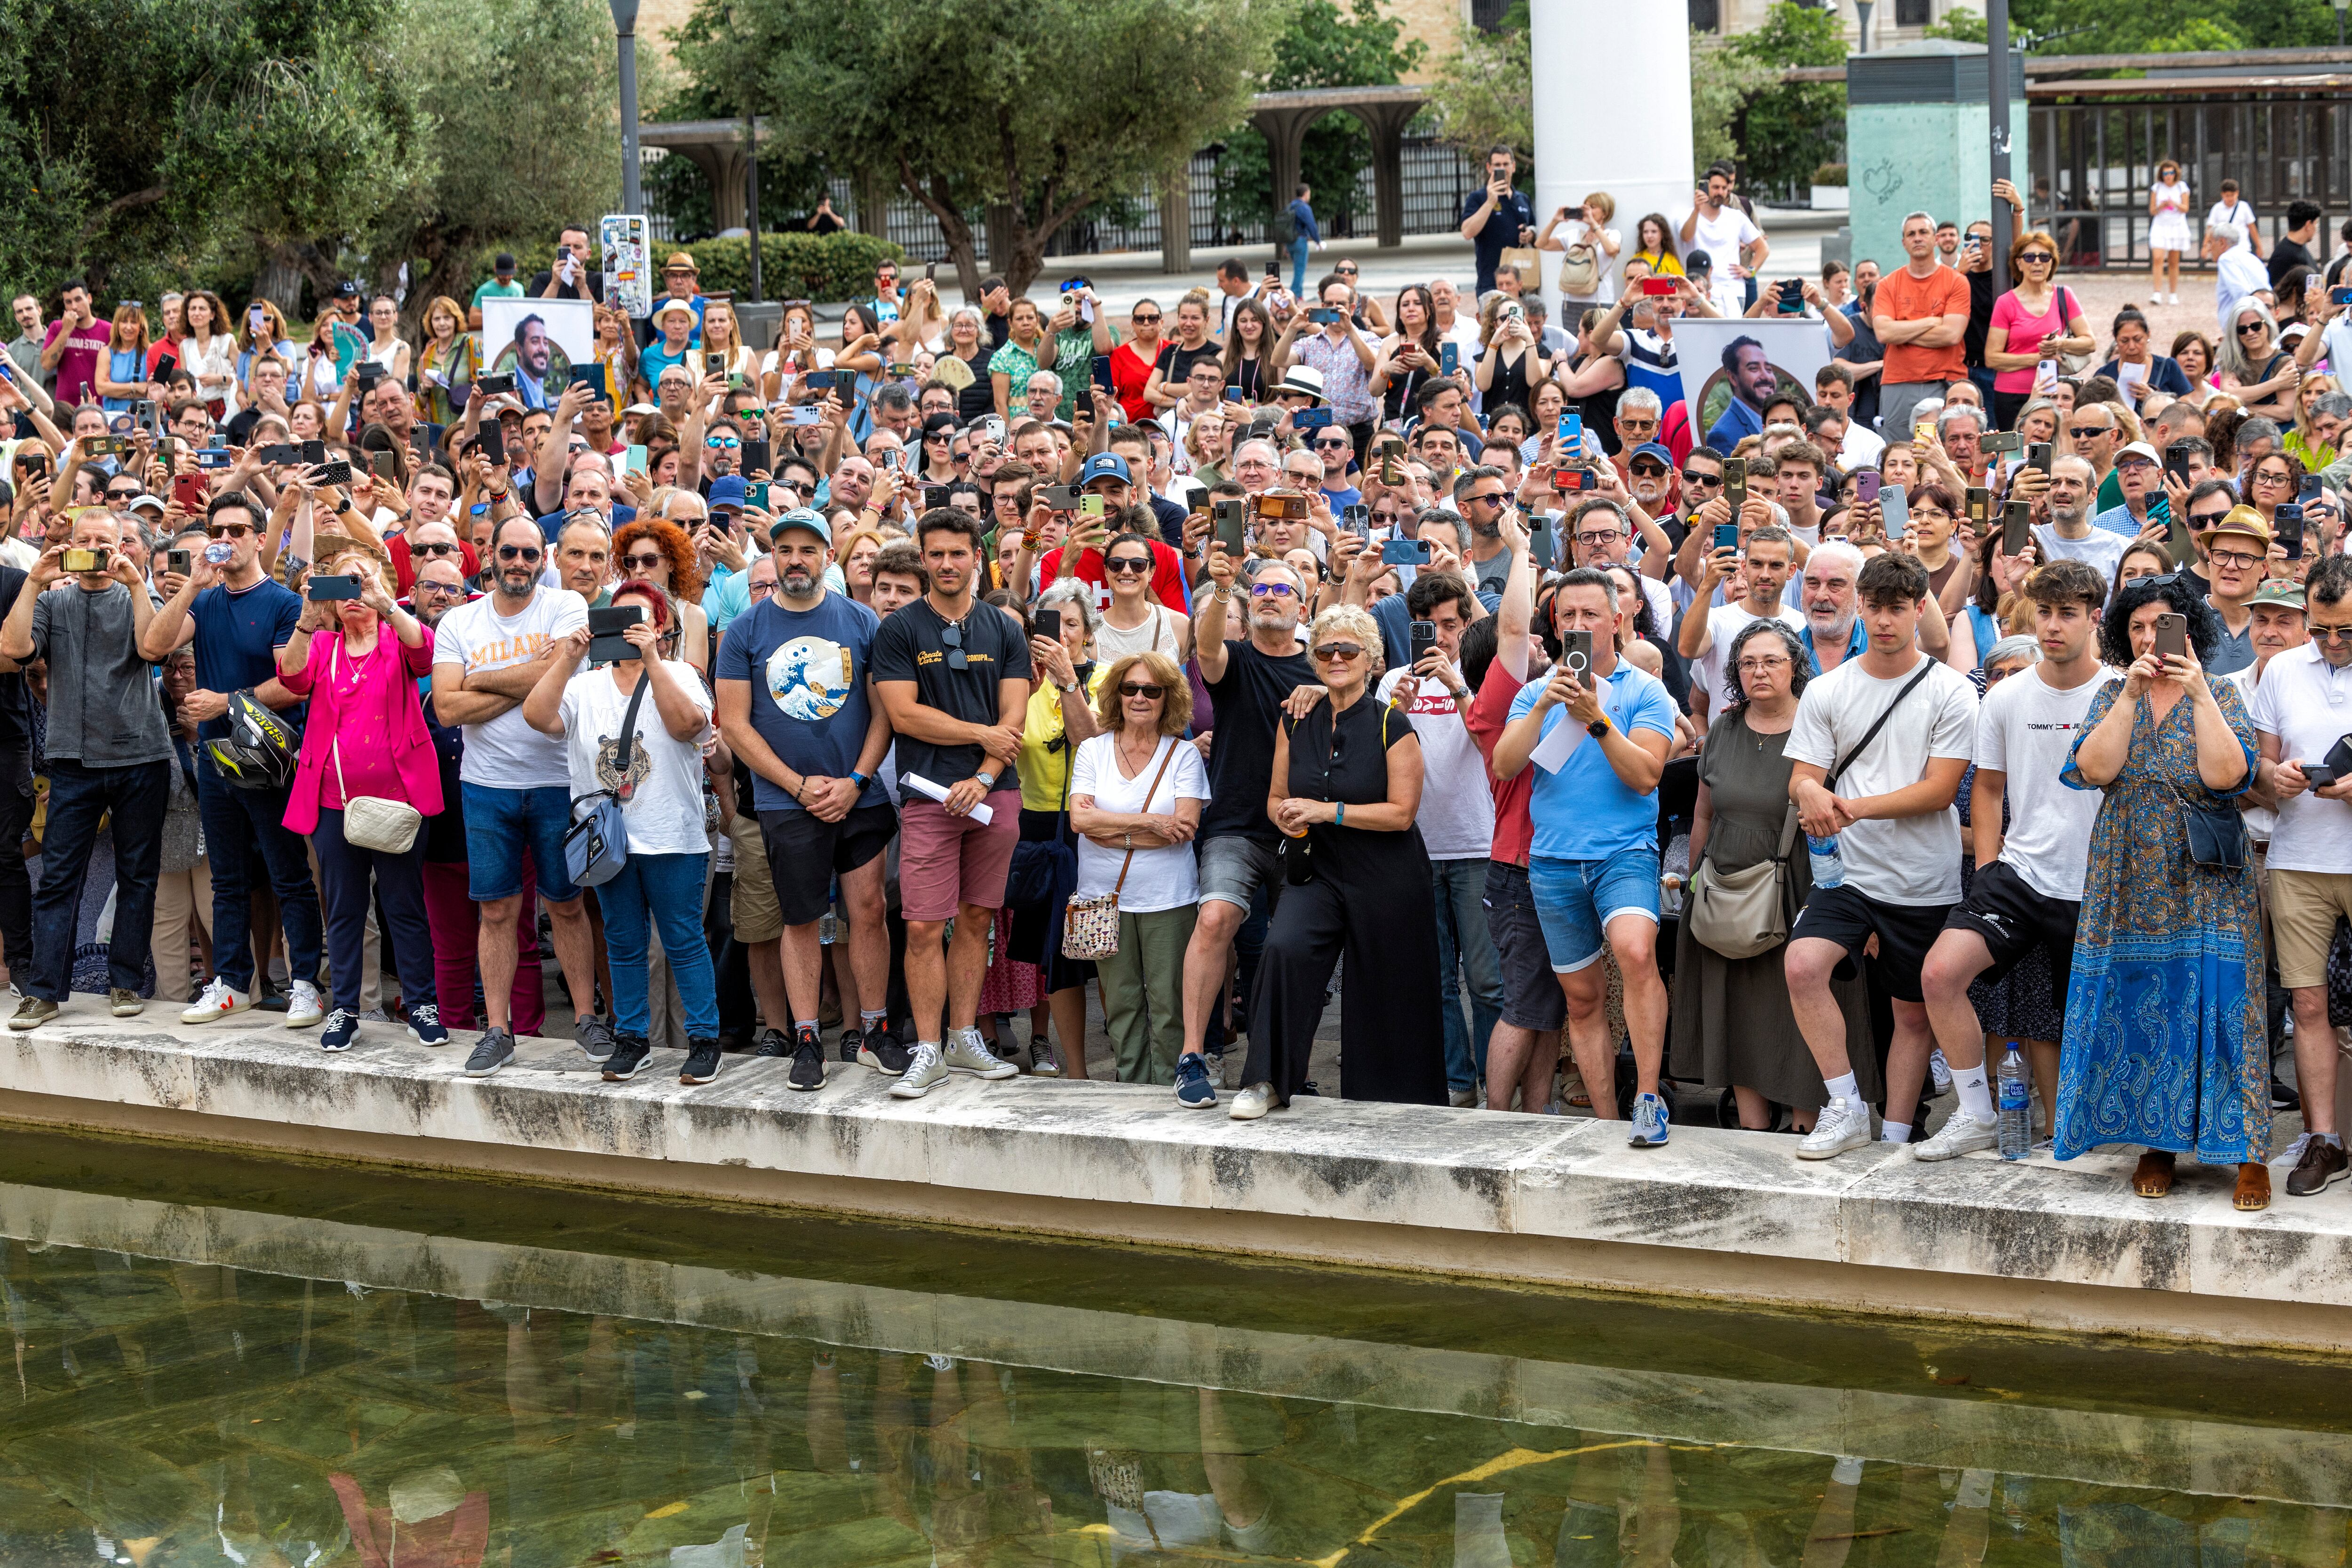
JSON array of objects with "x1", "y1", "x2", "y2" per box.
[{"x1": 1529, "y1": 0, "x2": 1695, "y2": 327}]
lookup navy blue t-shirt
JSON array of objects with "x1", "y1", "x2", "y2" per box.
[
  {"x1": 190, "y1": 579, "x2": 304, "y2": 740},
  {"x1": 713, "y1": 589, "x2": 888, "y2": 813}
]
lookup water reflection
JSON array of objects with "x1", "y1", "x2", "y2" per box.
[{"x1": 2, "y1": 1162, "x2": 2352, "y2": 1565}]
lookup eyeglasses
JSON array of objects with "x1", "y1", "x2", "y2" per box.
[
  {"x1": 620, "y1": 551, "x2": 666, "y2": 571},
  {"x1": 2238, "y1": 321, "x2": 2271, "y2": 335},
  {"x1": 2018, "y1": 252, "x2": 2055, "y2": 264},
  {"x1": 415, "y1": 541, "x2": 462, "y2": 556},
  {"x1": 1682, "y1": 469, "x2": 1723, "y2": 486},
  {"x1": 1618, "y1": 418, "x2": 1658, "y2": 433},
  {"x1": 1250, "y1": 581, "x2": 1300, "y2": 598},
  {"x1": 1118, "y1": 681, "x2": 1166, "y2": 698},
  {"x1": 940, "y1": 620, "x2": 968, "y2": 671},
  {"x1": 748, "y1": 579, "x2": 777, "y2": 597},
  {"x1": 1312, "y1": 642, "x2": 1363, "y2": 661},
  {"x1": 705, "y1": 435, "x2": 740, "y2": 449},
  {"x1": 414, "y1": 580, "x2": 463, "y2": 597},
  {"x1": 1573, "y1": 529, "x2": 1623, "y2": 547},
  {"x1": 2310, "y1": 623, "x2": 2352, "y2": 642},
  {"x1": 496, "y1": 544, "x2": 542, "y2": 563},
  {"x1": 206, "y1": 523, "x2": 252, "y2": 539},
  {"x1": 2208, "y1": 548, "x2": 2263, "y2": 569}
]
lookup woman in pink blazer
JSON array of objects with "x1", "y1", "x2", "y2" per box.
[{"x1": 275, "y1": 539, "x2": 445, "y2": 1051}]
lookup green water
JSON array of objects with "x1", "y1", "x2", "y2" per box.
[{"x1": 2, "y1": 1131, "x2": 2350, "y2": 1566}]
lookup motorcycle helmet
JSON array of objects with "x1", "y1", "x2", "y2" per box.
[{"x1": 202, "y1": 690, "x2": 298, "y2": 790}]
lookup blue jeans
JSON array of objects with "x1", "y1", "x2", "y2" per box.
[
  {"x1": 1527, "y1": 849, "x2": 1661, "y2": 974},
  {"x1": 30, "y1": 758, "x2": 169, "y2": 1001},
  {"x1": 312, "y1": 808, "x2": 434, "y2": 1013},
  {"x1": 198, "y1": 755, "x2": 323, "y2": 994},
  {"x1": 461, "y1": 781, "x2": 581, "y2": 903},
  {"x1": 599, "y1": 851, "x2": 718, "y2": 1040},
  {"x1": 1289, "y1": 237, "x2": 1311, "y2": 295},
  {"x1": 1433, "y1": 858, "x2": 1504, "y2": 1092}
]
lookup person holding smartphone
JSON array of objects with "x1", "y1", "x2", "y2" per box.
[
  {"x1": 1457, "y1": 145, "x2": 1536, "y2": 298},
  {"x1": 2056, "y1": 571, "x2": 2268, "y2": 1208}
]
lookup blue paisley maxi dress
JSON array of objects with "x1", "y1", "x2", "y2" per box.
[{"x1": 2053, "y1": 679, "x2": 2267, "y2": 1164}]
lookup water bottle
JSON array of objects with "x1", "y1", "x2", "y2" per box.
[
  {"x1": 1997, "y1": 1043, "x2": 2031, "y2": 1159},
  {"x1": 1806, "y1": 833, "x2": 1845, "y2": 889}
]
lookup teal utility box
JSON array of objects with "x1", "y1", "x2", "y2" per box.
[{"x1": 1846, "y1": 41, "x2": 2030, "y2": 273}]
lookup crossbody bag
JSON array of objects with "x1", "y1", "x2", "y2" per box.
[
  {"x1": 331, "y1": 640, "x2": 424, "y2": 854},
  {"x1": 562, "y1": 675, "x2": 652, "y2": 889},
  {"x1": 1061, "y1": 738, "x2": 1182, "y2": 960}
]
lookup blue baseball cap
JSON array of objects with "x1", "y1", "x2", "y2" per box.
[
  {"x1": 1629, "y1": 442, "x2": 1675, "y2": 466},
  {"x1": 1079, "y1": 452, "x2": 1131, "y2": 487},
  {"x1": 707, "y1": 475, "x2": 747, "y2": 512},
  {"x1": 769, "y1": 507, "x2": 830, "y2": 544}
]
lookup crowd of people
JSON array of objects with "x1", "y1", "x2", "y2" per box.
[{"x1": 0, "y1": 166, "x2": 2348, "y2": 1210}]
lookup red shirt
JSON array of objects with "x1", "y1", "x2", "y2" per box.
[
  {"x1": 389, "y1": 532, "x2": 480, "y2": 596},
  {"x1": 1111, "y1": 341, "x2": 1160, "y2": 424},
  {"x1": 1467, "y1": 656, "x2": 1533, "y2": 867}
]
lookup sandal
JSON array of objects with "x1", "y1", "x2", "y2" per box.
[
  {"x1": 2132, "y1": 1150, "x2": 2176, "y2": 1199},
  {"x1": 2234, "y1": 1161, "x2": 2272, "y2": 1211}
]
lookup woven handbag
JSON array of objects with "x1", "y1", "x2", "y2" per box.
[{"x1": 1062, "y1": 738, "x2": 1181, "y2": 961}]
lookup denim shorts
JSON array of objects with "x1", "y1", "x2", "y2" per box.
[
  {"x1": 462, "y1": 782, "x2": 582, "y2": 904},
  {"x1": 1526, "y1": 848, "x2": 1660, "y2": 974}
]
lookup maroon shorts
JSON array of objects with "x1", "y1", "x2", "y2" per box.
[{"x1": 896, "y1": 791, "x2": 1024, "y2": 922}]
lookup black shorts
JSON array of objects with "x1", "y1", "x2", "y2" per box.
[
  {"x1": 1941, "y1": 859, "x2": 2081, "y2": 1013},
  {"x1": 1483, "y1": 860, "x2": 1566, "y2": 1032},
  {"x1": 1789, "y1": 883, "x2": 1953, "y2": 1003},
  {"x1": 760, "y1": 803, "x2": 899, "y2": 927}
]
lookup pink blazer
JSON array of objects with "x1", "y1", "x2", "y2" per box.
[{"x1": 278, "y1": 624, "x2": 444, "y2": 836}]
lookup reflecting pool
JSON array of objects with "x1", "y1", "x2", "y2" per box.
[{"x1": 2, "y1": 1128, "x2": 2351, "y2": 1566}]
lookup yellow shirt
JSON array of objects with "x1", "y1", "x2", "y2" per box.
[
  {"x1": 1018, "y1": 662, "x2": 1109, "y2": 813},
  {"x1": 1633, "y1": 250, "x2": 1685, "y2": 278}
]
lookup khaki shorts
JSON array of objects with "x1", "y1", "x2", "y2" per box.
[
  {"x1": 2270, "y1": 868, "x2": 2352, "y2": 990},
  {"x1": 727, "y1": 811, "x2": 783, "y2": 943}
]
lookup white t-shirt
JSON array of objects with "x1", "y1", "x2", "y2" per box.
[
  {"x1": 1836, "y1": 422, "x2": 1886, "y2": 470},
  {"x1": 1067, "y1": 733, "x2": 1211, "y2": 914},
  {"x1": 1784, "y1": 654, "x2": 1978, "y2": 905},
  {"x1": 2221, "y1": 669, "x2": 2279, "y2": 844},
  {"x1": 1375, "y1": 667, "x2": 1492, "y2": 860},
  {"x1": 2207, "y1": 199, "x2": 2257, "y2": 248},
  {"x1": 2247, "y1": 643, "x2": 2352, "y2": 873},
  {"x1": 434, "y1": 587, "x2": 590, "y2": 788},
  {"x1": 1696, "y1": 601, "x2": 1804, "y2": 713},
  {"x1": 559, "y1": 660, "x2": 715, "y2": 857},
  {"x1": 1437, "y1": 312, "x2": 1484, "y2": 350},
  {"x1": 1975, "y1": 663, "x2": 2119, "y2": 901},
  {"x1": 2032, "y1": 522, "x2": 2128, "y2": 583}
]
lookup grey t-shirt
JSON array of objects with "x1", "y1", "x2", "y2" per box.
[{"x1": 31, "y1": 582, "x2": 173, "y2": 766}]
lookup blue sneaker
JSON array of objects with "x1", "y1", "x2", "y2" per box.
[
  {"x1": 320, "y1": 1009, "x2": 359, "y2": 1053},
  {"x1": 1629, "y1": 1091, "x2": 1671, "y2": 1148},
  {"x1": 406, "y1": 1003, "x2": 448, "y2": 1047},
  {"x1": 1174, "y1": 1053, "x2": 1217, "y2": 1109}
]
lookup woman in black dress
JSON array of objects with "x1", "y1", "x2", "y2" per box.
[{"x1": 1233, "y1": 605, "x2": 1446, "y2": 1118}]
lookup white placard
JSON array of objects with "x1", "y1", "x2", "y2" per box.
[{"x1": 901, "y1": 772, "x2": 995, "y2": 825}]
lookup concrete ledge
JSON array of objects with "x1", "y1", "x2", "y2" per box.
[
  {"x1": 6, "y1": 1176, "x2": 2347, "y2": 1509},
  {"x1": 4, "y1": 1010, "x2": 2351, "y2": 1350}
]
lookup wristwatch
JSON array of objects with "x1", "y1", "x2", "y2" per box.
[
  {"x1": 1586, "y1": 715, "x2": 1612, "y2": 739},
  {"x1": 1057, "y1": 676, "x2": 1080, "y2": 693},
  {"x1": 850, "y1": 771, "x2": 869, "y2": 790}
]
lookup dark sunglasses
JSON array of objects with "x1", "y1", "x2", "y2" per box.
[
  {"x1": 1131, "y1": 312, "x2": 1162, "y2": 324},
  {"x1": 2067, "y1": 425, "x2": 2110, "y2": 438},
  {"x1": 940, "y1": 620, "x2": 968, "y2": 671},
  {"x1": 1118, "y1": 681, "x2": 1166, "y2": 698},
  {"x1": 1105, "y1": 555, "x2": 1152, "y2": 574},
  {"x1": 415, "y1": 541, "x2": 462, "y2": 556},
  {"x1": 1629, "y1": 461, "x2": 1668, "y2": 477},
  {"x1": 2237, "y1": 321, "x2": 2270, "y2": 335},
  {"x1": 620, "y1": 551, "x2": 666, "y2": 570},
  {"x1": 2018, "y1": 252, "x2": 2054, "y2": 264},
  {"x1": 1682, "y1": 469, "x2": 1723, "y2": 486},
  {"x1": 497, "y1": 544, "x2": 542, "y2": 562},
  {"x1": 206, "y1": 523, "x2": 252, "y2": 539},
  {"x1": 1311, "y1": 642, "x2": 1363, "y2": 661}
]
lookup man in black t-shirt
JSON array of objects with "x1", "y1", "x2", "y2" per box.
[
  {"x1": 1174, "y1": 546, "x2": 1312, "y2": 1110},
  {"x1": 870, "y1": 508, "x2": 1033, "y2": 1098},
  {"x1": 528, "y1": 224, "x2": 606, "y2": 302}
]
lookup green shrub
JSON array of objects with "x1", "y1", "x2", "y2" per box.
[
  {"x1": 1813, "y1": 163, "x2": 1848, "y2": 186},
  {"x1": 676, "y1": 232, "x2": 906, "y2": 302}
]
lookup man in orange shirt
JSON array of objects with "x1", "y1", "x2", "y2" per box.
[{"x1": 1871, "y1": 212, "x2": 1972, "y2": 445}]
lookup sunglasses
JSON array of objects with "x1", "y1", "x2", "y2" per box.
[
  {"x1": 925, "y1": 431, "x2": 952, "y2": 443},
  {"x1": 2238, "y1": 321, "x2": 2270, "y2": 335},
  {"x1": 1314, "y1": 438, "x2": 1351, "y2": 450},
  {"x1": 206, "y1": 523, "x2": 252, "y2": 539},
  {"x1": 1105, "y1": 556, "x2": 1152, "y2": 574},
  {"x1": 1629, "y1": 462, "x2": 1668, "y2": 477},
  {"x1": 1682, "y1": 469, "x2": 1723, "y2": 486},
  {"x1": 620, "y1": 552, "x2": 666, "y2": 571},
  {"x1": 706, "y1": 435, "x2": 740, "y2": 449},
  {"x1": 1132, "y1": 312, "x2": 1161, "y2": 325},
  {"x1": 2018, "y1": 252, "x2": 2054, "y2": 264},
  {"x1": 497, "y1": 544, "x2": 542, "y2": 563},
  {"x1": 1249, "y1": 581, "x2": 1300, "y2": 598},
  {"x1": 2067, "y1": 425, "x2": 2109, "y2": 438},
  {"x1": 1118, "y1": 681, "x2": 1166, "y2": 698},
  {"x1": 1311, "y1": 642, "x2": 1363, "y2": 661},
  {"x1": 2310, "y1": 623, "x2": 2352, "y2": 642},
  {"x1": 940, "y1": 620, "x2": 969, "y2": 671},
  {"x1": 415, "y1": 541, "x2": 462, "y2": 556}
]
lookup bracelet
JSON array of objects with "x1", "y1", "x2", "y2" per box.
[{"x1": 1335, "y1": 802, "x2": 1346, "y2": 827}]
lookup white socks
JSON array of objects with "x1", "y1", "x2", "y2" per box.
[
  {"x1": 1954, "y1": 1064, "x2": 1994, "y2": 1124},
  {"x1": 1824, "y1": 1071, "x2": 1860, "y2": 1104},
  {"x1": 1881, "y1": 1120, "x2": 1912, "y2": 1143}
]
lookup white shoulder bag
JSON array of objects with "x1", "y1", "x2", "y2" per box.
[{"x1": 331, "y1": 640, "x2": 423, "y2": 854}]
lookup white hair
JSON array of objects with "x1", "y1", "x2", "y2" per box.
[
  {"x1": 1616, "y1": 386, "x2": 1663, "y2": 419},
  {"x1": 2209, "y1": 220, "x2": 2243, "y2": 246},
  {"x1": 1805, "y1": 540, "x2": 1866, "y2": 581}
]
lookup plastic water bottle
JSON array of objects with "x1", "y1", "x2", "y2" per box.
[
  {"x1": 1997, "y1": 1043, "x2": 2031, "y2": 1159},
  {"x1": 1806, "y1": 833, "x2": 1845, "y2": 889}
]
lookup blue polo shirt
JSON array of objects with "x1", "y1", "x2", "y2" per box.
[
  {"x1": 190, "y1": 578, "x2": 304, "y2": 741},
  {"x1": 1508, "y1": 662, "x2": 1678, "y2": 861}
]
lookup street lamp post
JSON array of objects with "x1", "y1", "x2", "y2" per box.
[
  {"x1": 2337, "y1": 0, "x2": 2348, "y2": 49},
  {"x1": 610, "y1": 0, "x2": 642, "y2": 215},
  {"x1": 1988, "y1": 0, "x2": 2012, "y2": 263},
  {"x1": 1854, "y1": 0, "x2": 1873, "y2": 53}
]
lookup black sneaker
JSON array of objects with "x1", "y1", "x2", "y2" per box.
[
  {"x1": 680, "y1": 1037, "x2": 723, "y2": 1085},
  {"x1": 256, "y1": 984, "x2": 290, "y2": 1014},
  {"x1": 465, "y1": 1028, "x2": 515, "y2": 1078},
  {"x1": 788, "y1": 1025, "x2": 826, "y2": 1091},
  {"x1": 601, "y1": 1035, "x2": 651, "y2": 1082},
  {"x1": 574, "y1": 1014, "x2": 618, "y2": 1063},
  {"x1": 857, "y1": 1024, "x2": 912, "y2": 1076},
  {"x1": 839, "y1": 1026, "x2": 864, "y2": 1064},
  {"x1": 754, "y1": 1027, "x2": 791, "y2": 1058}
]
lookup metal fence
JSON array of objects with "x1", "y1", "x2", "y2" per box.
[
  {"x1": 806, "y1": 133, "x2": 1484, "y2": 265},
  {"x1": 2030, "y1": 93, "x2": 2352, "y2": 270}
]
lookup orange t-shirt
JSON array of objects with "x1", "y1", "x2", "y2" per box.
[{"x1": 1874, "y1": 263, "x2": 1971, "y2": 386}]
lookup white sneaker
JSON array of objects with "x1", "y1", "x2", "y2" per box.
[
  {"x1": 283, "y1": 980, "x2": 325, "y2": 1028},
  {"x1": 1928, "y1": 1048, "x2": 1954, "y2": 1096},
  {"x1": 1229, "y1": 1082, "x2": 1279, "y2": 1121},
  {"x1": 1912, "y1": 1111, "x2": 1998, "y2": 1162},
  {"x1": 1796, "y1": 1098, "x2": 1874, "y2": 1160},
  {"x1": 890, "y1": 1042, "x2": 948, "y2": 1098},
  {"x1": 942, "y1": 1027, "x2": 1017, "y2": 1079},
  {"x1": 179, "y1": 978, "x2": 252, "y2": 1026}
]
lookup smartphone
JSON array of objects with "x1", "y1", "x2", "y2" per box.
[
  {"x1": 1214, "y1": 498, "x2": 1250, "y2": 556},
  {"x1": 1292, "y1": 407, "x2": 1335, "y2": 431},
  {"x1": 255, "y1": 443, "x2": 302, "y2": 467},
  {"x1": 925, "y1": 261, "x2": 938, "y2": 285},
  {"x1": 741, "y1": 438, "x2": 770, "y2": 475},
  {"x1": 1713, "y1": 522, "x2": 1739, "y2": 553},
  {"x1": 1639, "y1": 277, "x2": 1677, "y2": 297},
  {"x1": 1223, "y1": 387, "x2": 1248, "y2": 404},
  {"x1": 2165, "y1": 440, "x2": 2197, "y2": 489},
  {"x1": 1339, "y1": 502, "x2": 1369, "y2": 539},
  {"x1": 194, "y1": 447, "x2": 235, "y2": 470},
  {"x1": 1440, "y1": 342, "x2": 1459, "y2": 377},
  {"x1": 1091, "y1": 354, "x2": 1114, "y2": 393},
  {"x1": 788, "y1": 405, "x2": 821, "y2": 427},
  {"x1": 477, "y1": 419, "x2": 506, "y2": 467},
  {"x1": 165, "y1": 549, "x2": 191, "y2": 578},
  {"x1": 1561, "y1": 629, "x2": 1595, "y2": 689},
  {"x1": 804, "y1": 369, "x2": 836, "y2": 392},
  {"x1": 703, "y1": 352, "x2": 726, "y2": 376},
  {"x1": 369, "y1": 449, "x2": 397, "y2": 479},
  {"x1": 355, "y1": 362, "x2": 385, "y2": 390},
  {"x1": 62, "y1": 548, "x2": 109, "y2": 574},
  {"x1": 1966, "y1": 486, "x2": 1989, "y2": 529},
  {"x1": 1559, "y1": 412, "x2": 1584, "y2": 455},
  {"x1": 2332, "y1": 287, "x2": 2352, "y2": 307},
  {"x1": 2162, "y1": 501, "x2": 2194, "y2": 567},
  {"x1": 1552, "y1": 464, "x2": 1595, "y2": 493},
  {"x1": 588, "y1": 604, "x2": 645, "y2": 663},
  {"x1": 318, "y1": 458, "x2": 355, "y2": 486},
  {"x1": 83, "y1": 437, "x2": 129, "y2": 458},
  {"x1": 1033, "y1": 604, "x2": 1062, "y2": 641},
  {"x1": 1409, "y1": 619, "x2": 1439, "y2": 664},
  {"x1": 1041, "y1": 483, "x2": 1080, "y2": 511},
  {"x1": 2306, "y1": 764, "x2": 2341, "y2": 788},
  {"x1": 1724, "y1": 455, "x2": 1747, "y2": 513},
  {"x1": 129, "y1": 398, "x2": 156, "y2": 430},
  {"x1": 1079, "y1": 494, "x2": 1106, "y2": 521},
  {"x1": 306, "y1": 573, "x2": 362, "y2": 601},
  {"x1": 2276, "y1": 501, "x2": 2306, "y2": 561},
  {"x1": 151, "y1": 353, "x2": 176, "y2": 380},
  {"x1": 2153, "y1": 611, "x2": 2189, "y2": 662},
  {"x1": 1255, "y1": 492, "x2": 1309, "y2": 521},
  {"x1": 1308, "y1": 308, "x2": 1343, "y2": 326},
  {"x1": 2300, "y1": 474, "x2": 2325, "y2": 503},
  {"x1": 2002, "y1": 499, "x2": 2032, "y2": 555},
  {"x1": 1264, "y1": 259, "x2": 1281, "y2": 279},
  {"x1": 1881, "y1": 484, "x2": 1908, "y2": 541},
  {"x1": 625, "y1": 444, "x2": 647, "y2": 476},
  {"x1": 2027, "y1": 442, "x2": 2052, "y2": 476},
  {"x1": 1985, "y1": 430, "x2": 2023, "y2": 455},
  {"x1": 1530, "y1": 519, "x2": 1555, "y2": 571},
  {"x1": 476, "y1": 373, "x2": 515, "y2": 396},
  {"x1": 1381, "y1": 536, "x2": 1431, "y2": 565},
  {"x1": 914, "y1": 483, "x2": 948, "y2": 511},
  {"x1": 1855, "y1": 470, "x2": 1882, "y2": 504},
  {"x1": 1776, "y1": 279, "x2": 1804, "y2": 313}
]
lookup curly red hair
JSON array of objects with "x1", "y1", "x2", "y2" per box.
[{"x1": 610, "y1": 517, "x2": 704, "y2": 602}]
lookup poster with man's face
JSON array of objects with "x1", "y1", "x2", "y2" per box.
[
  {"x1": 1673, "y1": 318, "x2": 1833, "y2": 442},
  {"x1": 482, "y1": 296, "x2": 594, "y2": 407}
]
